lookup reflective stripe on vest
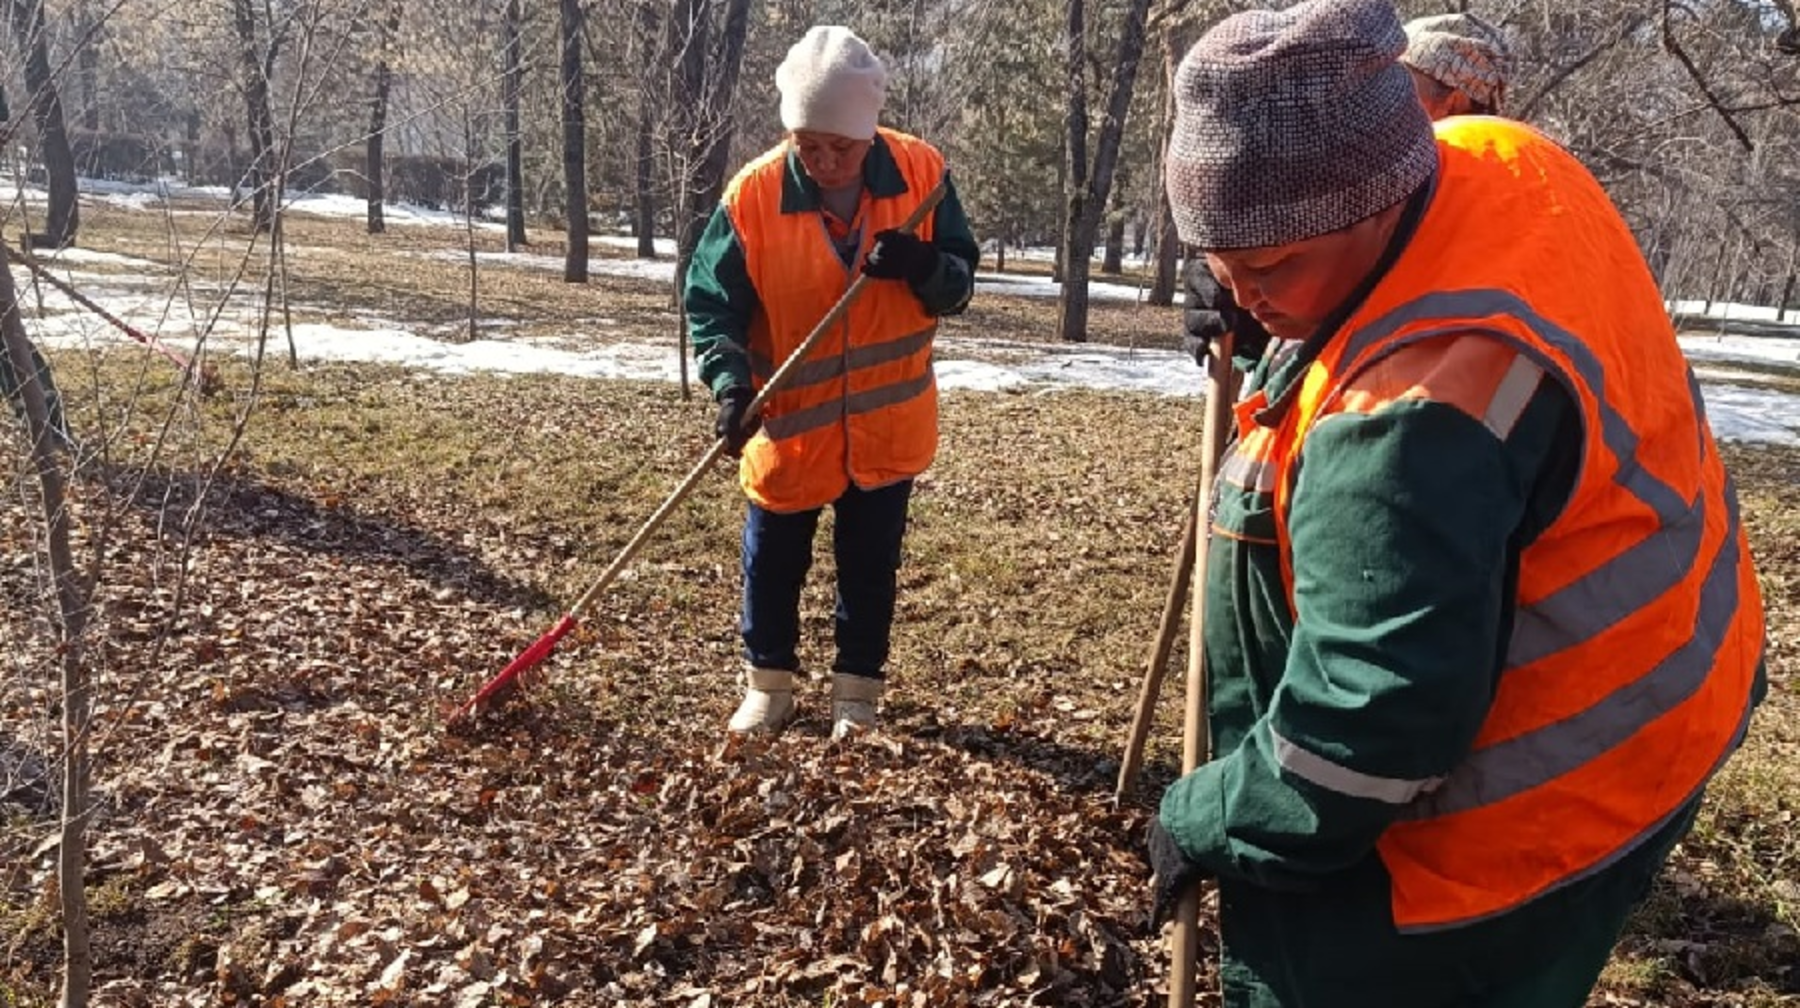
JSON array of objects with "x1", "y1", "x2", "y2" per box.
[
  {"x1": 1338, "y1": 291, "x2": 1715, "y2": 674},
  {"x1": 1323, "y1": 291, "x2": 1747, "y2": 814},
  {"x1": 763, "y1": 370, "x2": 935, "y2": 442},
  {"x1": 1271, "y1": 726, "x2": 1445, "y2": 804},
  {"x1": 1259, "y1": 118, "x2": 1763, "y2": 931},
  {"x1": 748, "y1": 325, "x2": 936, "y2": 442}
]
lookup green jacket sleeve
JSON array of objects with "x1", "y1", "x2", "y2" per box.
[
  {"x1": 682, "y1": 204, "x2": 758, "y2": 399},
  {"x1": 912, "y1": 173, "x2": 979, "y2": 317},
  {"x1": 1160, "y1": 371, "x2": 1579, "y2": 890}
]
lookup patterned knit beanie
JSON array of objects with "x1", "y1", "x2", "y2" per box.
[
  {"x1": 1165, "y1": 0, "x2": 1437, "y2": 250},
  {"x1": 775, "y1": 26, "x2": 888, "y2": 140},
  {"x1": 1402, "y1": 13, "x2": 1512, "y2": 112}
]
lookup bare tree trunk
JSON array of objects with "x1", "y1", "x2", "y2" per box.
[
  {"x1": 633, "y1": 111, "x2": 656, "y2": 256},
  {"x1": 502, "y1": 0, "x2": 527, "y2": 251},
  {"x1": 1149, "y1": 26, "x2": 1184, "y2": 307},
  {"x1": 365, "y1": 0, "x2": 400, "y2": 234},
  {"x1": 73, "y1": 1, "x2": 98, "y2": 132},
  {"x1": 231, "y1": 0, "x2": 277, "y2": 233},
  {"x1": 1058, "y1": 0, "x2": 1090, "y2": 340},
  {"x1": 671, "y1": 0, "x2": 753, "y2": 398},
  {"x1": 671, "y1": 0, "x2": 752, "y2": 267},
  {"x1": 7, "y1": 0, "x2": 81, "y2": 248},
  {"x1": 688, "y1": 0, "x2": 751, "y2": 232},
  {"x1": 1058, "y1": 0, "x2": 1153, "y2": 341},
  {"x1": 0, "y1": 240, "x2": 92, "y2": 1008},
  {"x1": 1781, "y1": 220, "x2": 1798, "y2": 322},
  {"x1": 182, "y1": 111, "x2": 198, "y2": 182},
  {"x1": 668, "y1": 0, "x2": 711, "y2": 278},
  {"x1": 463, "y1": 106, "x2": 480, "y2": 341},
  {"x1": 1709, "y1": 232, "x2": 1737, "y2": 309},
  {"x1": 1102, "y1": 216, "x2": 1125, "y2": 274},
  {"x1": 1053, "y1": 133, "x2": 1068, "y2": 283},
  {"x1": 633, "y1": 0, "x2": 664, "y2": 259},
  {"x1": 669, "y1": 0, "x2": 711, "y2": 398},
  {"x1": 561, "y1": 0, "x2": 588, "y2": 284},
  {"x1": 1102, "y1": 160, "x2": 1128, "y2": 275}
]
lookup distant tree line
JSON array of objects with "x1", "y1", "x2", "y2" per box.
[{"x1": 2, "y1": 0, "x2": 1797, "y2": 327}]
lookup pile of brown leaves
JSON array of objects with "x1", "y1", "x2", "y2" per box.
[{"x1": 2, "y1": 423, "x2": 1205, "y2": 1006}]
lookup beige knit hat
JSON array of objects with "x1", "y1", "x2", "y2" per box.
[
  {"x1": 1165, "y1": 0, "x2": 1437, "y2": 250},
  {"x1": 1402, "y1": 13, "x2": 1512, "y2": 112},
  {"x1": 775, "y1": 26, "x2": 888, "y2": 140}
]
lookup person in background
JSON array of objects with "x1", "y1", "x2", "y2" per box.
[
  {"x1": 1182, "y1": 11, "x2": 1517, "y2": 372},
  {"x1": 683, "y1": 25, "x2": 978, "y2": 741},
  {"x1": 1144, "y1": 0, "x2": 1765, "y2": 1005},
  {"x1": 1401, "y1": 11, "x2": 1513, "y2": 118}
]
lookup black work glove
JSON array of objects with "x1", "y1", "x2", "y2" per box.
[
  {"x1": 1183, "y1": 258, "x2": 1272, "y2": 368},
  {"x1": 714, "y1": 386, "x2": 760, "y2": 457},
  {"x1": 862, "y1": 229, "x2": 940, "y2": 285},
  {"x1": 1147, "y1": 817, "x2": 1207, "y2": 929}
]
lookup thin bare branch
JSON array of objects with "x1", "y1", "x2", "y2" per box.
[{"x1": 1661, "y1": 0, "x2": 1756, "y2": 150}]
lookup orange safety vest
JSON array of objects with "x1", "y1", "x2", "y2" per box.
[
  {"x1": 722, "y1": 128, "x2": 944, "y2": 513},
  {"x1": 1238, "y1": 117, "x2": 1764, "y2": 931}
]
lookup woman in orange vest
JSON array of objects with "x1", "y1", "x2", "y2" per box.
[
  {"x1": 1182, "y1": 11, "x2": 1513, "y2": 369},
  {"x1": 683, "y1": 26, "x2": 978, "y2": 741},
  {"x1": 1145, "y1": 1, "x2": 1766, "y2": 1005},
  {"x1": 1400, "y1": 12, "x2": 1511, "y2": 118}
]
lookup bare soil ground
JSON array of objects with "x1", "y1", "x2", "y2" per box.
[{"x1": 1, "y1": 200, "x2": 1795, "y2": 1006}]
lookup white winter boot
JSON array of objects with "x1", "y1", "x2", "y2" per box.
[
  {"x1": 830, "y1": 674, "x2": 883, "y2": 740},
  {"x1": 728, "y1": 667, "x2": 796, "y2": 734}
]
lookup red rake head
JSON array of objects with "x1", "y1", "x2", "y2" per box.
[{"x1": 445, "y1": 614, "x2": 579, "y2": 725}]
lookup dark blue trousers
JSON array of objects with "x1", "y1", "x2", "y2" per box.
[{"x1": 741, "y1": 480, "x2": 913, "y2": 679}]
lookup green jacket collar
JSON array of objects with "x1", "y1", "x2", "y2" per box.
[{"x1": 780, "y1": 132, "x2": 910, "y2": 214}]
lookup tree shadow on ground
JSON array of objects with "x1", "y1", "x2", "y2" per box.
[
  {"x1": 103, "y1": 464, "x2": 551, "y2": 612},
  {"x1": 1618, "y1": 880, "x2": 1800, "y2": 995},
  {"x1": 890, "y1": 699, "x2": 1137, "y2": 800}
]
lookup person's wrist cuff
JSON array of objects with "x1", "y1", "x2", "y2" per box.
[{"x1": 907, "y1": 247, "x2": 942, "y2": 286}]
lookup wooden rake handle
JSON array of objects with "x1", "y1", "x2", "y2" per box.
[
  {"x1": 1115, "y1": 346, "x2": 1243, "y2": 801},
  {"x1": 1115, "y1": 471, "x2": 1201, "y2": 802},
  {"x1": 1168, "y1": 332, "x2": 1235, "y2": 1008}
]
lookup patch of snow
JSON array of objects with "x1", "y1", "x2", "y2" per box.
[
  {"x1": 98, "y1": 192, "x2": 165, "y2": 211},
  {"x1": 258, "y1": 324, "x2": 682, "y2": 383},
  {"x1": 1669, "y1": 299, "x2": 1800, "y2": 325},
  {"x1": 410, "y1": 248, "x2": 677, "y2": 284},
  {"x1": 1699, "y1": 384, "x2": 1800, "y2": 445},
  {"x1": 8, "y1": 172, "x2": 1798, "y2": 446},
  {"x1": 976, "y1": 270, "x2": 1156, "y2": 304},
  {"x1": 26, "y1": 247, "x2": 167, "y2": 271},
  {"x1": 1678, "y1": 333, "x2": 1800, "y2": 369},
  {"x1": 282, "y1": 191, "x2": 507, "y2": 233},
  {"x1": 593, "y1": 232, "x2": 680, "y2": 258},
  {"x1": 71, "y1": 175, "x2": 232, "y2": 201}
]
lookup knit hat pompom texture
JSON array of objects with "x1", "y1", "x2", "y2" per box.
[
  {"x1": 1166, "y1": 0, "x2": 1437, "y2": 250},
  {"x1": 776, "y1": 26, "x2": 888, "y2": 140},
  {"x1": 1402, "y1": 12, "x2": 1512, "y2": 112}
]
